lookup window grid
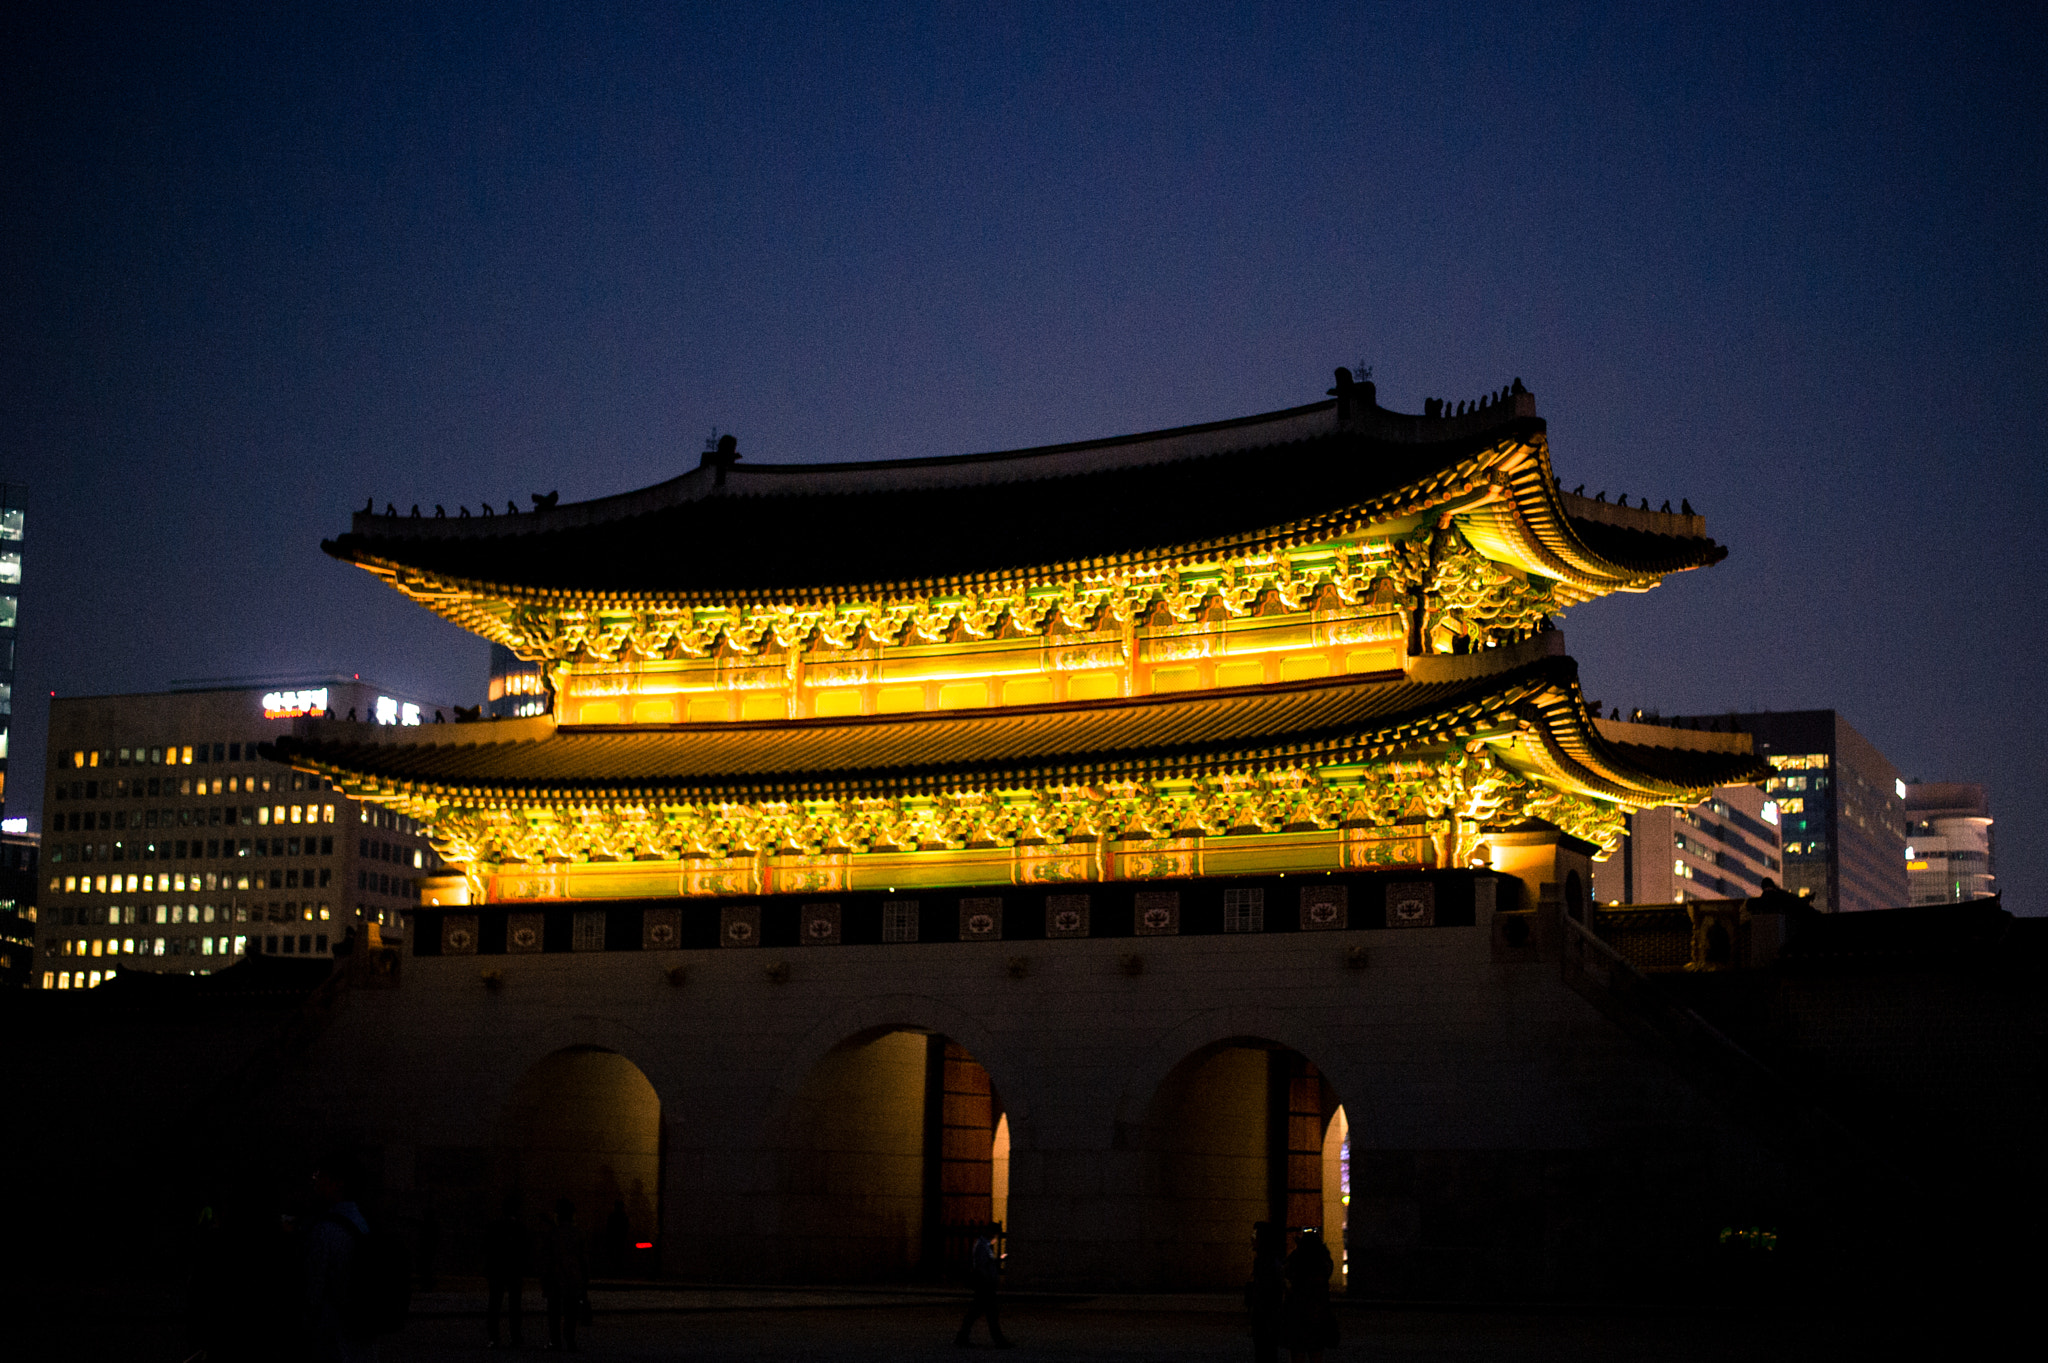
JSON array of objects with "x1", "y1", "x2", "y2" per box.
[{"x1": 1223, "y1": 888, "x2": 1264, "y2": 933}]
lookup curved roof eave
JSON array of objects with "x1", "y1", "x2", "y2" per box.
[
  {"x1": 330, "y1": 433, "x2": 1722, "y2": 645},
  {"x1": 267, "y1": 654, "x2": 1754, "y2": 814}
]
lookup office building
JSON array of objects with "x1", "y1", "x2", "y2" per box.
[
  {"x1": 1903, "y1": 782, "x2": 1995, "y2": 904},
  {"x1": 38, "y1": 678, "x2": 450, "y2": 989},
  {"x1": 0, "y1": 829, "x2": 36, "y2": 988},
  {"x1": 1592, "y1": 782, "x2": 1783, "y2": 905},
  {"x1": 0, "y1": 481, "x2": 23, "y2": 818},
  {"x1": 1672, "y1": 710, "x2": 1905, "y2": 913},
  {"x1": 485, "y1": 643, "x2": 548, "y2": 718}
]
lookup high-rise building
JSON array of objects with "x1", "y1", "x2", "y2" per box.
[
  {"x1": 0, "y1": 481, "x2": 23, "y2": 819},
  {"x1": 485, "y1": 643, "x2": 548, "y2": 718},
  {"x1": 1903, "y1": 782, "x2": 1995, "y2": 904},
  {"x1": 37, "y1": 678, "x2": 451, "y2": 990},
  {"x1": 1673, "y1": 710, "x2": 1905, "y2": 913},
  {"x1": 1592, "y1": 781, "x2": 1783, "y2": 906},
  {"x1": 0, "y1": 829, "x2": 37, "y2": 988}
]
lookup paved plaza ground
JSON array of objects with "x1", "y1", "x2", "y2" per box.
[{"x1": 14, "y1": 1279, "x2": 1923, "y2": 1363}]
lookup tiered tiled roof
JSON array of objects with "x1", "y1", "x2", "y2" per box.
[
  {"x1": 324, "y1": 377, "x2": 1724, "y2": 638},
  {"x1": 272, "y1": 646, "x2": 1763, "y2": 808}
]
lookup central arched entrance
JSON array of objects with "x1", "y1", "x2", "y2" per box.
[
  {"x1": 497, "y1": 1046, "x2": 662, "y2": 1276},
  {"x1": 1141, "y1": 1038, "x2": 1347, "y2": 1291},
  {"x1": 771, "y1": 1028, "x2": 1009, "y2": 1282}
]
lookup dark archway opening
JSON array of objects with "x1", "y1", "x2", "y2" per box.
[
  {"x1": 773, "y1": 1029, "x2": 1008, "y2": 1282},
  {"x1": 496, "y1": 1046, "x2": 662, "y2": 1277},
  {"x1": 1142, "y1": 1040, "x2": 1347, "y2": 1291}
]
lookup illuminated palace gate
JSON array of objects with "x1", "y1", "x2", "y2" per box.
[{"x1": 283, "y1": 369, "x2": 1760, "y2": 1283}]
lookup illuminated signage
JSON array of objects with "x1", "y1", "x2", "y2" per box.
[
  {"x1": 1894, "y1": 778, "x2": 1908, "y2": 800},
  {"x1": 1760, "y1": 801, "x2": 1779, "y2": 826},
  {"x1": 375, "y1": 696, "x2": 421, "y2": 726},
  {"x1": 0, "y1": 816, "x2": 25, "y2": 834},
  {"x1": 262, "y1": 687, "x2": 328, "y2": 719}
]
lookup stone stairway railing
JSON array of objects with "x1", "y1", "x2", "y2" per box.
[{"x1": 1559, "y1": 912, "x2": 1907, "y2": 1195}]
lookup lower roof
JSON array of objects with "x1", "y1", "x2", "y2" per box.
[{"x1": 270, "y1": 651, "x2": 1765, "y2": 808}]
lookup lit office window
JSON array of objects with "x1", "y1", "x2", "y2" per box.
[
  {"x1": 41, "y1": 972, "x2": 52, "y2": 989},
  {"x1": 56, "y1": 972, "x2": 69, "y2": 989},
  {"x1": 233, "y1": 935, "x2": 246, "y2": 955}
]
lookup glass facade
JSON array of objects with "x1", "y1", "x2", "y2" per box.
[
  {"x1": 485, "y1": 643, "x2": 548, "y2": 719},
  {"x1": 0, "y1": 482, "x2": 22, "y2": 819}
]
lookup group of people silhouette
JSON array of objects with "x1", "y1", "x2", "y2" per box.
[{"x1": 1248, "y1": 1221, "x2": 1340, "y2": 1363}]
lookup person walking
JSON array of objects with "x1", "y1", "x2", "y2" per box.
[
  {"x1": 540, "y1": 1198, "x2": 590, "y2": 1353},
  {"x1": 954, "y1": 1223, "x2": 1013, "y2": 1348},
  {"x1": 416, "y1": 1199, "x2": 441, "y2": 1291},
  {"x1": 304, "y1": 1156, "x2": 379, "y2": 1363},
  {"x1": 485, "y1": 1193, "x2": 528, "y2": 1350},
  {"x1": 603, "y1": 1199, "x2": 631, "y2": 1277},
  {"x1": 1282, "y1": 1228, "x2": 1339, "y2": 1363},
  {"x1": 1247, "y1": 1221, "x2": 1287, "y2": 1363}
]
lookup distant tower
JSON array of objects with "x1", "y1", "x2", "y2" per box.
[
  {"x1": 486, "y1": 644, "x2": 549, "y2": 719},
  {"x1": 0, "y1": 481, "x2": 23, "y2": 821},
  {"x1": 1904, "y1": 783, "x2": 1996, "y2": 903}
]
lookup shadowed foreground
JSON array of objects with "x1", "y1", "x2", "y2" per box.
[{"x1": 12, "y1": 1280, "x2": 1919, "y2": 1363}]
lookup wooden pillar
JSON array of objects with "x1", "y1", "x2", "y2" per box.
[
  {"x1": 1285, "y1": 1057, "x2": 1325, "y2": 1230},
  {"x1": 1268, "y1": 1050, "x2": 1325, "y2": 1229},
  {"x1": 924, "y1": 1037, "x2": 997, "y2": 1272}
]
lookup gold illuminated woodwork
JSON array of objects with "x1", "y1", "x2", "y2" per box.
[
  {"x1": 300, "y1": 385, "x2": 1744, "y2": 909},
  {"x1": 343, "y1": 424, "x2": 1692, "y2": 726},
  {"x1": 312, "y1": 744, "x2": 1624, "y2": 906}
]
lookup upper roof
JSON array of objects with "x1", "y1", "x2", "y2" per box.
[
  {"x1": 325, "y1": 375, "x2": 1725, "y2": 607},
  {"x1": 268, "y1": 642, "x2": 1765, "y2": 810}
]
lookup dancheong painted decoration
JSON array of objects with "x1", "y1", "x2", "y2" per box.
[{"x1": 275, "y1": 370, "x2": 1765, "y2": 905}]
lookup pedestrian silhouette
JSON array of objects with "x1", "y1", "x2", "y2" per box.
[
  {"x1": 1282, "y1": 1228, "x2": 1339, "y2": 1363},
  {"x1": 541, "y1": 1198, "x2": 590, "y2": 1353},
  {"x1": 485, "y1": 1192, "x2": 528, "y2": 1350},
  {"x1": 416, "y1": 1198, "x2": 440, "y2": 1290},
  {"x1": 1247, "y1": 1220, "x2": 1287, "y2": 1363},
  {"x1": 954, "y1": 1222, "x2": 1013, "y2": 1348},
  {"x1": 305, "y1": 1153, "x2": 380, "y2": 1363},
  {"x1": 604, "y1": 1198, "x2": 631, "y2": 1276}
]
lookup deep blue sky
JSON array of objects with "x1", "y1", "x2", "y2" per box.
[{"x1": 4, "y1": 4, "x2": 2043, "y2": 910}]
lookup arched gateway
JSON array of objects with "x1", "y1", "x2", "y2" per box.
[{"x1": 269, "y1": 372, "x2": 1774, "y2": 1294}]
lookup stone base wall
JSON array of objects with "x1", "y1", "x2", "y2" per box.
[{"x1": 244, "y1": 911, "x2": 1790, "y2": 1298}]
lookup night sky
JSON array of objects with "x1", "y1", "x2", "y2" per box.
[{"x1": 4, "y1": 5, "x2": 2043, "y2": 911}]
